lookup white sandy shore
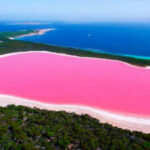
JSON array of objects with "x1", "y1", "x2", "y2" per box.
[
  {"x1": 0, "y1": 94, "x2": 150, "y2": 133},
  {"x1": 0, "y1": 50, "x2": 149, "y2": 70},
  {"x1": 9, "y1": 28, "x2": 55, "y2": 40}
]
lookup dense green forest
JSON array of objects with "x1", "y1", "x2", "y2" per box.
[
  {"x1": 0, "y1": 30, "x2": 150, "y2": 66},
  {"x1": 0, "y1": 105, "x2": 150, "y2": 150}
]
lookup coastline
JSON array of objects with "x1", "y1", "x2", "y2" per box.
[
  {"x1": 0, "y1": 50, "x2": 149, "y2": 70},
  {"x1": 0, "y1": 94, "x2": 150, "y2": 133},
  {"x1": 9, "y1": 28, "x2": 55, "y2": 40},
  {"x1": 3, "y1": 29, "x2": 150, "y2": 67}
]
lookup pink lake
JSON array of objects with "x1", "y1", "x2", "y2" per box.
[{"x1": 0, "y1": 52, "x2": 150, "y2": 117}]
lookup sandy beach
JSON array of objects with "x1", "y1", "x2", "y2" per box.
[
  {"x1": 9, "y1": 28, "x2": 55, "y2": 40},
  {"x1": 0, "y1": 94, "x2": 150, "y2": 133}
]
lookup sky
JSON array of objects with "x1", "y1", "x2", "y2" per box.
[{"x1": 0, "y1": 0, "x2": 150, "y2": 23}]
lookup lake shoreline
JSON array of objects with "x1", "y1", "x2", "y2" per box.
[
  {"x1": 0, "y1": 50, "x2": 149, "y2": 70},
  {"x1": 0, "y1": 94, "x2": 150, "y2": 133}
]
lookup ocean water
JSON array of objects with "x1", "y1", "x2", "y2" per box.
[{"x1": 1, "y1": 22, "x2": 150, "y2": 57}]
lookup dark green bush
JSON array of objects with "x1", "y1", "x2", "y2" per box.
[{"x1": 0, "y1": 105, "x2": 150, "y2": 150}]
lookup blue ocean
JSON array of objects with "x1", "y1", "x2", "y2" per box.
[{"x1": 1, "y1": 22, "x2": 150, "y2": 58}]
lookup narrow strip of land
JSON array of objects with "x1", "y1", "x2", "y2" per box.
[{"x1": 9, "y1": 28, "x2": 55, "y2": 40}]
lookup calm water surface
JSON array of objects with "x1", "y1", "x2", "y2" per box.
[{"x1": 1, "y1": 22, "x2": 150, "y2": 57}]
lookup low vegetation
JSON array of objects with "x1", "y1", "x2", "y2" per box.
[
  {"x1": 0, "y1": 30, "x2": 34, "y2": 40},
  {"x1": 0, "y1": 105, "x2": 150, "y2": 150}
]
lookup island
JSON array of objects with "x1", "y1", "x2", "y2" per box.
[{"x1": 7, "y1": 22, "x2": 51, "y2": 25}]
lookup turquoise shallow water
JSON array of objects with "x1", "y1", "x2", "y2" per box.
[{"x1": 1, "y1": 22, "x2": 150, "y2": 58}]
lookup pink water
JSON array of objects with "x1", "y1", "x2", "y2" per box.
[{"x1": 0, "y1": 52, "x2": 150, "y2": 117}]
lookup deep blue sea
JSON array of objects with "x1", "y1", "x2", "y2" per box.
[{"x1": 1, "y1": 22, "x2": 150, "y2": 58}]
